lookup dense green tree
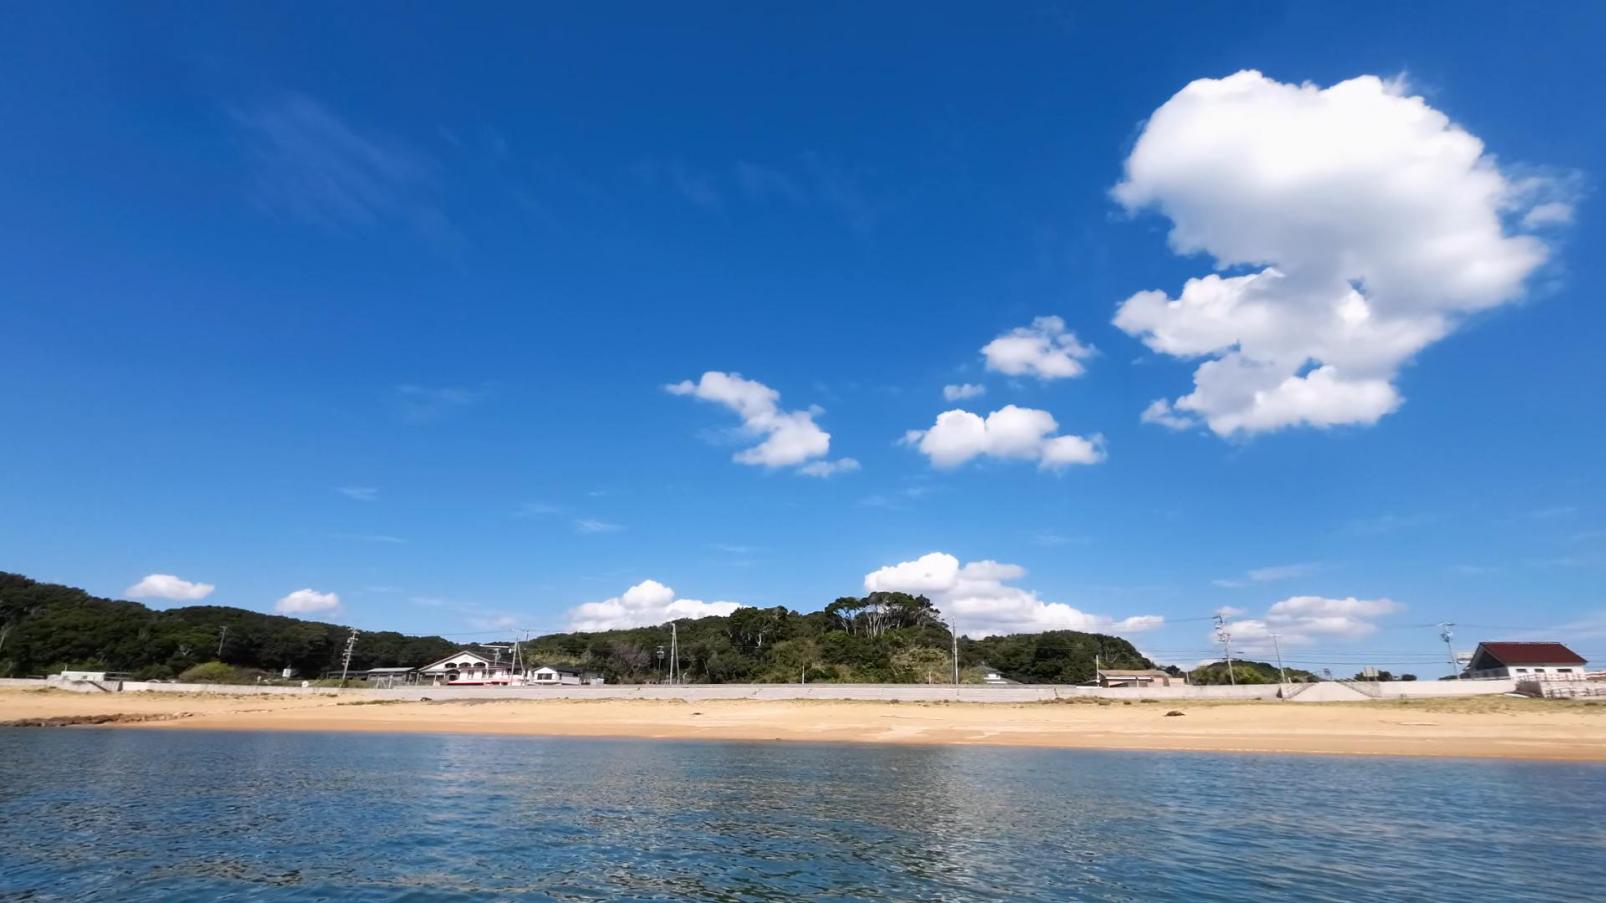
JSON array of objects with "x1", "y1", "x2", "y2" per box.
[
  {"x1": 1, "y1": 573, "x2": 1159, "y2": 685},
  {"x1": 1190, "y1": 660, "x2": 1320, "y2": 685}
]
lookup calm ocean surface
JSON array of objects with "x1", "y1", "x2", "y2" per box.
[{"x1": 2, "y1": 729, "x2": 1603, "y2": 901}]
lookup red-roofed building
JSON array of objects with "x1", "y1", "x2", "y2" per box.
[{"x1": 1465, "y1": 642, "x2": 1588, "y2": 679}]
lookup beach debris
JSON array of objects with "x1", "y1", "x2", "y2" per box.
[
  {"x1": 0, "y1": 712, "x2": 186, "y2": 728},
  {"x1": 1164, "y1": 710, "x2": 1185, "y2": 717}
]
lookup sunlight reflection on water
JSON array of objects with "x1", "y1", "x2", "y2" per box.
[{"x1": 2, "y1": 729, "x2": 1604, "y2": 901}]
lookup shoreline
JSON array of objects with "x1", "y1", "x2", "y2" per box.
[{"x1": 5, "y1": 689, "x2": 1605, "y2": 761}]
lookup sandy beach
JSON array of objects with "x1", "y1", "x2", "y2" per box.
[{"x1": 3, "y1": 688, "x2": 1604, "y2": 760}]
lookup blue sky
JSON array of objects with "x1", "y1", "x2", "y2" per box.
[{"x1": 3, "y1": 3, "x2": 1603, "y2": 675}]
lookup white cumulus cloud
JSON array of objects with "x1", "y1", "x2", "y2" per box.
[
  {"x1": 1218, "y1": 594, "x2": 1402, "y2": 654},
  {"x1": 943, "y1": 383, "x2": 986, "y2": 401},
  {"x1": 275, "y1": 588, "x2": 341, "y2": 614},
  {"x1": 903, "y1": 405, "x2": 1105, "y2": 471},
  {"x1": 667, "y1": 371, "x2": 856, "y2": 476},
  {"x1": 981, "y1": 316, "x2": 1094, "y2": 380},
  {"x1": 567, "y1": 579, "x2": 746, "y2": 631},
  {"x1": 1113, "y1": 71, "x2": 1565, "y2": 437},
  {"x1": 125, "y1": 574, "x2": 215, "y2": 602},
  {"x1": 863, "y1": 552, "x2": 1162, "y2": 638}
]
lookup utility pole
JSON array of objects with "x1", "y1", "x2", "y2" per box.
[
  {"x1": 669, "y1": 621, "x2": 679, "y2": 685},
  {"x1": 1270, "y1": 633, "x2": 1289, "y2": 693},
  {"x1": 1440, "y1": 622, "x2": 1461, "y2": 679},
  {"x1": 1213, "y1": 614, "x2": 1236, "y2": 687},
  {"x1": 950, "y1": 616, "x2": 961, "y2": 687},
  {"x1": 216, "y1": 625, "x2": 228, "y2": 659},
  {"x1": 339, "y1": 628, "x2": 359, "y2": 686}
]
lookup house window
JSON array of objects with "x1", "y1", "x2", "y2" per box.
[
  {"x1": 1558, "y1": 668, "x2": 1573, "y2": 673},
  {"x1": 1515, "y1": 668, "x2": 1527, "y2": 673}
]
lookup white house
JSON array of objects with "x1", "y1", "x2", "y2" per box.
[
  {"x1": 1464, "y1": 642, "x2": 1588, "y2": 679},
  {"x1": 416, "y1": 650, "x2": 521, "y2": 686},
  {"x1": 529, "y1": 665, "x2": 583, "y2": 686}
]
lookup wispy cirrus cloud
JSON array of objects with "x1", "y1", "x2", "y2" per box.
[
  {"x1": 332, "y1": 532, "x2": 408, "y2": 545},
  {"x1": 392, "y1": 383, "x2": 486, "y2": 422},
  {"x1": 336, "y1": 486, "x2": 379, "y2": 502},
  {"x1": 574, "y1": 518, "x2": 624, "y2": 535},
  {"x1": 514, "y1": 502, "x2": 563, "y2": 517},
  {"x1": 636, "y1": 153, "x2": 883, "y2": 234},
  {"x1": 1212, "y1": 562, "x2": 1322, "y2": 589},
  {"x1": 232, "y1": 94, "x2": 458, "y2": 248}
]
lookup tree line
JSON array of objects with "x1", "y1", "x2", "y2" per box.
[{"x1": 1, "y1": 574, "x2": 1162, "y2": 684}]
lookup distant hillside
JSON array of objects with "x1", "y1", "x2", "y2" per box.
[
  {"x1": 0, "y1": 573, "x2": 457, "y2": 680},
  {"x1": 1189, "y1": 659, "x2": 1320, "y2": 685},
  {"x1": 1, "y1": 573, "x2": 1155, "y2": 684}
]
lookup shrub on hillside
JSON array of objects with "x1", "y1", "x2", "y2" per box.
[{"x1": 177, "y1": 661, "x2": 241, "y2": 683}]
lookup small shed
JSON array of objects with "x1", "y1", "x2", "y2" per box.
[
  {"x1": 529, "y1": 665, "x2": 583, "y2": 686},
  {"x1": 1096, "y1": 668, "x2": 1185, "y2": 688},
  {"x1": 359, "y1": 666, "x2": 416, "y2": 689}
]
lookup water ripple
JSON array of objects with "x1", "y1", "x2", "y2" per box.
[{"x1": 1, "y1": 730, "x2": 1603, "y2": 901}]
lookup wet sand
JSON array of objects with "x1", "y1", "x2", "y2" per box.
[{"x1": 3, "y1": 689, "x2": 1603, "y2": 760}]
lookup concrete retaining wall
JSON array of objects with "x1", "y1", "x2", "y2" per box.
[
  {"x1": 10, "y1": 676, "x2": 1517, "y2": 703},
  {"x1": 1372, "y1": 679, "x2": 1516, "y2": 697}
]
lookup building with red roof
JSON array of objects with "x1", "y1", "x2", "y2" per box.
[{"x1": 1465, "y1": 642, "x2": 1588, "y2": 679}]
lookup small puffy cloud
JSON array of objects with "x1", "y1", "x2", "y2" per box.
[
  {"x1": 903, "y1": 405, "x2": 1105, "y2": 471},
  {"x1": 863, "y1": 551, "x2": 1162, "y2": 638},
  {"x1": 1521, "y1": 201, "x2": 1574, "y2": 229},
  {"x1": 1113, "y1": 71, "x2": 1566, "y2": 437},
  {"x1": 336, "y1": 486, "x2": 378, "y2": 502},
  {"x1": 981, "y1": 316, "x2": 1094, "y2": 380},
  {"x1": 943, "y1": 383, "x2": 986, "y2": 401},
  {"x1": 1218, "y1": 594, "x2": 1401, "y2": 654},
  {"x1": 125, "y1": 574, "x2": 215, "y2": 602},
  {"x1": 275, "y1": 588, "x2": 341, "y2": 614},
  {"x1": 667, "y1": 371, "x2": 855, "y2": 475},
  {"x1": 1140, "y1": 399, "x2": 1195, "y2": 431},
  {"x1": 567, "y1": 579, "x2": 746, "y2": 631},
  {"x1": 799, "y1": 457, "x2": 861, "y2": 477}
]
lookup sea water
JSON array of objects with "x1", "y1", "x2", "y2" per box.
[{"x1": 1, "y1": 729, "x2": 1603, "y2": 901}]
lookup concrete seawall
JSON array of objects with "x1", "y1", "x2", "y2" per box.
[{"x1": 15, "y1": 676, "x2": 1518, "y2": 703}]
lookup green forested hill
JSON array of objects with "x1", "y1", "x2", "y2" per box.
[
  {"x1": 1188, "y1": 659, "x2": 1321, "y2": 685},
  {"x1": 0, "y1": 573, "x2": 457, "y2": 679},
  {"x1": 0, "y1": 572, "x2": 1155, "y2": 683}
]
